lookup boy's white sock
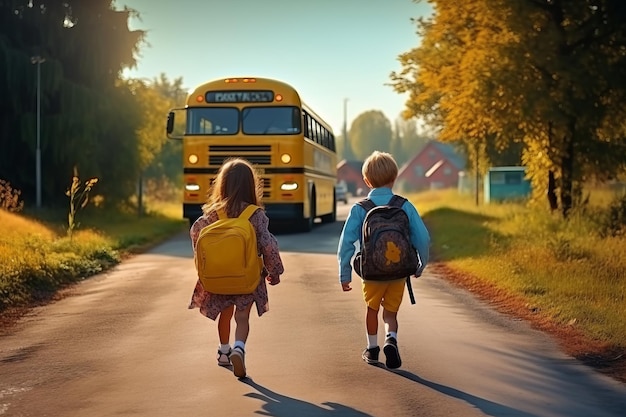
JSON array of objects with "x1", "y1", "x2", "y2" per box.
[
  {"x1": 233, "y1": 340, "x2": 246, "y2": 351},
  {"x1": 219, "y1": 343, "x2": 231, "y2": 354},
  {"x1": 387, "y1": 331, "x2": 398, "y2": 341},
  {"x1": 367, "y1": 334, "x2": 378, "y2": 349}
]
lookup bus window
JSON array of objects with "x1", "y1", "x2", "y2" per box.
[
  {"x1": 242, "y1": 106, "x2": 301, "y2": 134},
  {"x1": 187, "y1": 107, "x2": 238, "y2": 135}
]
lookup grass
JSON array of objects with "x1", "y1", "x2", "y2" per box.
[
  {"x1": 411, "y1": 188, "x2": 626, "y2": 351},
  {"x1": 0, "y1": 200, "x2": 186, "y2": 312},
  {"x1": 2, "y1": 188, "x2": 625, "y2": 363}
]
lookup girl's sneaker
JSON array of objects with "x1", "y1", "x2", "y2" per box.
[
  {"x1": 230, "y1": 346, "x2": 246, "y2": 378},
  {"x1": 217, "y1": 349, "x2": 231, "y2": 367},
  {"x1": 362, "y1": 346, "x2": 380, "y2": 364}
]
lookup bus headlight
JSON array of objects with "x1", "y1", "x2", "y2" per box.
[
  {"x1": 188, "y1": 154, "x2": 199, "y2": 164},
  {"x1": 280, "y1": 182, "x2": 298, "y2": 191},
  {"x1": 185, "y1": 183, "x2": 200, "y2": 191},
  {"x1": 280, "y1": 153, "x2": 291, "y2": 164}
]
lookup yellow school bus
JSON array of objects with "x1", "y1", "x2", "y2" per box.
[{"x1": 166, "y1": 77, "x2": 338, "y2": 231}]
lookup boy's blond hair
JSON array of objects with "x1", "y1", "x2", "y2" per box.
[{"x1": 362, "y1": 151, "x2": 398, "y2": 188}]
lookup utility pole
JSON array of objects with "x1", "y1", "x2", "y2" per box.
[
  {"x1": 343, "y1": 98, "x2": 351, "y2": 160},
  {"x1": 31, "y1": 55, "x2": 45, "y2": 208}
]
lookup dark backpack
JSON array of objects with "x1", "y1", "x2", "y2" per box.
[
  {"x1": 353, "y1": 195, "x2": 419, "y2": 281},
  {"x1": 353, "y1": 195, "x2": 419, "y2": 304}
]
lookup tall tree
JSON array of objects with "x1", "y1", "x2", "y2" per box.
[
  {"x1": 349, "y1": 110, "x2": 393, "y2": 160},
  {"x1": 0, "y1": 0, "x2": 145, "y2": 206},
  {"x1": 142, "y1": 74, "x2": 185, "y2": 189},
  {"x1": 392, "y1": 0, "x2": 626, "y2": 217},
  {"x1": 394, "y1": 116, "x2": 430, "y2": 165}
]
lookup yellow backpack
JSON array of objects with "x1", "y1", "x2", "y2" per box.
[{"x1": 195, "y1": 204, "x2": 263, "y2": 294}]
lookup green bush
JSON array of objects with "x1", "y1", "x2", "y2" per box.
[{"x1": 601, "y1": 193, "x2": 626, "y2": 237}]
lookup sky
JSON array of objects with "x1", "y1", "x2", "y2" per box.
[{"x1": 115, "y1": 0, "x2": 432, "y2": 135}]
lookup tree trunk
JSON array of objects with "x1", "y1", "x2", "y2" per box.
[
  {"x1": 547, "y1": 170, "x2": 558, "y2": 211},
  {"x1": 560, "y1": 133, "x2": 575, "y2": 218},
  {"x1": 546, "y1": 122, "x2": 558, "y2": 212}
]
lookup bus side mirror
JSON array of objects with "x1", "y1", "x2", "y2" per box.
[{"x1": 166, "y1": 111, "x2": 175, "y2": 136}]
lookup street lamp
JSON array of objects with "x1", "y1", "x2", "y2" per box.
[{"x1": 31, "y1": 55, "x2": 45, "y2": 208}]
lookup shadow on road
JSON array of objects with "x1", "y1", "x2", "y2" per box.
[
  {"x1": 147, "y1": 219, "x2": 346, "y2": 258},
  {"x1": 388, "y1": 369, "x2": 541, "y2": 417},
  {"x1": 242, "y1": 378, "x2": 374, "y2": 417}
]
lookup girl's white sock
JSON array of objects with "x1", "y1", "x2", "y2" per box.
[{"x1": 367, "y1": 334, "x2": 378, "y2": 349}]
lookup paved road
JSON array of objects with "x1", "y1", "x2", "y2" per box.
[{"x1": 1, "y1": 200, "x2": 625, "y2": 416}]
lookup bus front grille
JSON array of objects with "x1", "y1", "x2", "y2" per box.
[
  {"x1": 208, "y1": 145, "x2": 272, "y2": 166},
  {"x1": 209, "y1": 145, "x2": 271, "y2": 152},
  {"x1": 261, "y1": 177, "x2": 271, "y2": 199},
  {"x1": 209, "y1": 155, "x2": 272, "y2": 165}
]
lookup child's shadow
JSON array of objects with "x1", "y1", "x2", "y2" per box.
[
  {"x1": 242, "y1": 378, "x2": 374, "y2": 417},
  {"x1": 388, "y1": 368, "x2": 541, "y2": 417}
]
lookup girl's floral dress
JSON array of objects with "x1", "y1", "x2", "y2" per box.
[{"x1": 188, "y1": 204, "x2": 284, "y2": 320}]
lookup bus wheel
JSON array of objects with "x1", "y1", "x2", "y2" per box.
[
  {"x1": 321, "y1": 193, "x2": 337, "y2": 223},
  {"x1": 301, "y1": 216, "x2": 313, "y2": 232},
  {"x1": 300, "y1": 191, "x2": 316, "y2": 232}
]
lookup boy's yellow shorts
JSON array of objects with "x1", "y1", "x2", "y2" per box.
[{"x1": 362, "y1": 278, "x2": 406, "y2": 312}]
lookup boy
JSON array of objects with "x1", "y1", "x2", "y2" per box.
[{"x1": 337, "y1": 151, "x2": 430, "y2": 369}]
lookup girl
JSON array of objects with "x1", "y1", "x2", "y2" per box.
[{"x1": 189, "y1": 158, "x2": 284, "y2": 378}]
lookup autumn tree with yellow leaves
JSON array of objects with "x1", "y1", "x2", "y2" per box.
[{"x1": 392, "y1": 0, "x2": 626, "y2": 217}]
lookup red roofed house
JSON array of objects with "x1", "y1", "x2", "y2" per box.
[
  {"x1": 337, "y1": 159, "x2": 368, "y2": 196},
  {"x1": 396, "y1": 141, "x2": 465, "y2": 192}
]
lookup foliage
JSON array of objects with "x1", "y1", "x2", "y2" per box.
[
  {"x1": 393, "y1": 0, "x2": 626, "y2": 218},
  {"x1": 348, "y1": 110, "x2": 393, "y2": 160},
  {"x1": 0, "y1": 204, "x2": 185, "y2": 313},
  {"x1": 415, "y1": 188, "x2": 626, "y2": 349},
  {"x1": 65, "y1": 168, "x2": 98, "y2": 239},
  {"x1": 141, "y1": 74, "x2": 185, "y2": 185},
  {"x1": 0, "y1": 179, "x2": 24, "y2": 212},
  {"x1": 128, "y1": 78, "x2": 171, "y2": 171},
  {"x1": 0, "y1": 1, "x2": 146, "y2": 207},
  {"x1": 595, "y1": 192, "x2": 626, "y2": 237},
  {"x1": 392, "y1": 116, "x2": 431, "y2": 166}
]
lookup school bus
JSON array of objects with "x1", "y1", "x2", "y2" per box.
[{"x1": 166, "y1": 77, "x2": 338, "y2": 231}]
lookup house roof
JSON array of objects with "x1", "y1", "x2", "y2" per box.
[
  {"x1": 430, "y1": 141, "x2": 466, "y2": 170},
  {"x1": 337, "y1": 159, "x2": 363, "y2": 172},
  {"x1": 398, "y1": 140, "x2": 465, "y2": 178}
]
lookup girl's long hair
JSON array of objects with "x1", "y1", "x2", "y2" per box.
[{"x1": 202, "y1": 158, "x2": 264, "y2": 218}]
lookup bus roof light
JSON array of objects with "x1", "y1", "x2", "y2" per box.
[
  {"x1": 196, "y1": 95, "x2": 204, "y2": 103},
  {"x1": 275, "y1": 94, "x2": 283, "y2": 102},
  {"x1": 242, "y1": 78, "x2": 256, "y2": 83}
]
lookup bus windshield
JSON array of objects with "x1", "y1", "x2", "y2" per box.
[
  {"x1": 186, "y1": 106, "x2": 302, "y2": 135},
  {"x1": 186, "y1": 107, "x2": 238, "y2": 135},
  {"x1": 242, "y1": 106, "x2": 301, "y2": 135}
]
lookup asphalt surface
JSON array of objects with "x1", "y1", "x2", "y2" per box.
[{"x1": 1, "y1": 199, "x2": 625, "y2": 416}]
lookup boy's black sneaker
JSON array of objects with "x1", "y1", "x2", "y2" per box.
[
  {"x1": 362, "y1": 346, "x2": 380, "y2": 364},
  {"x1": 383, "y1": 336, "x2": 402, "y2": 369}
]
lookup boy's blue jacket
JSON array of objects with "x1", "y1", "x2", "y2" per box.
[{"x1": 337, "y1": 187, "x2": 430, "y2": 284}]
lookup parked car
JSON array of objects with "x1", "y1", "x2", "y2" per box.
[{"x1": 335, "y1": 181, "x2": 348, "y2": 204}]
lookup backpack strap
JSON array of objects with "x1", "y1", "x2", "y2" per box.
[
  {"x1": 239, "y1": 204, "x2": 260, "y2": 220},
  {"x1": 356, "y1": 198, "x2": 376, "y2": 212},
  {"x1": 388, "y1": 195, "x2": 407, "y2": 208},
  {"x1": 357, "y1": 196, "x2": 407, "y2": 211}
]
